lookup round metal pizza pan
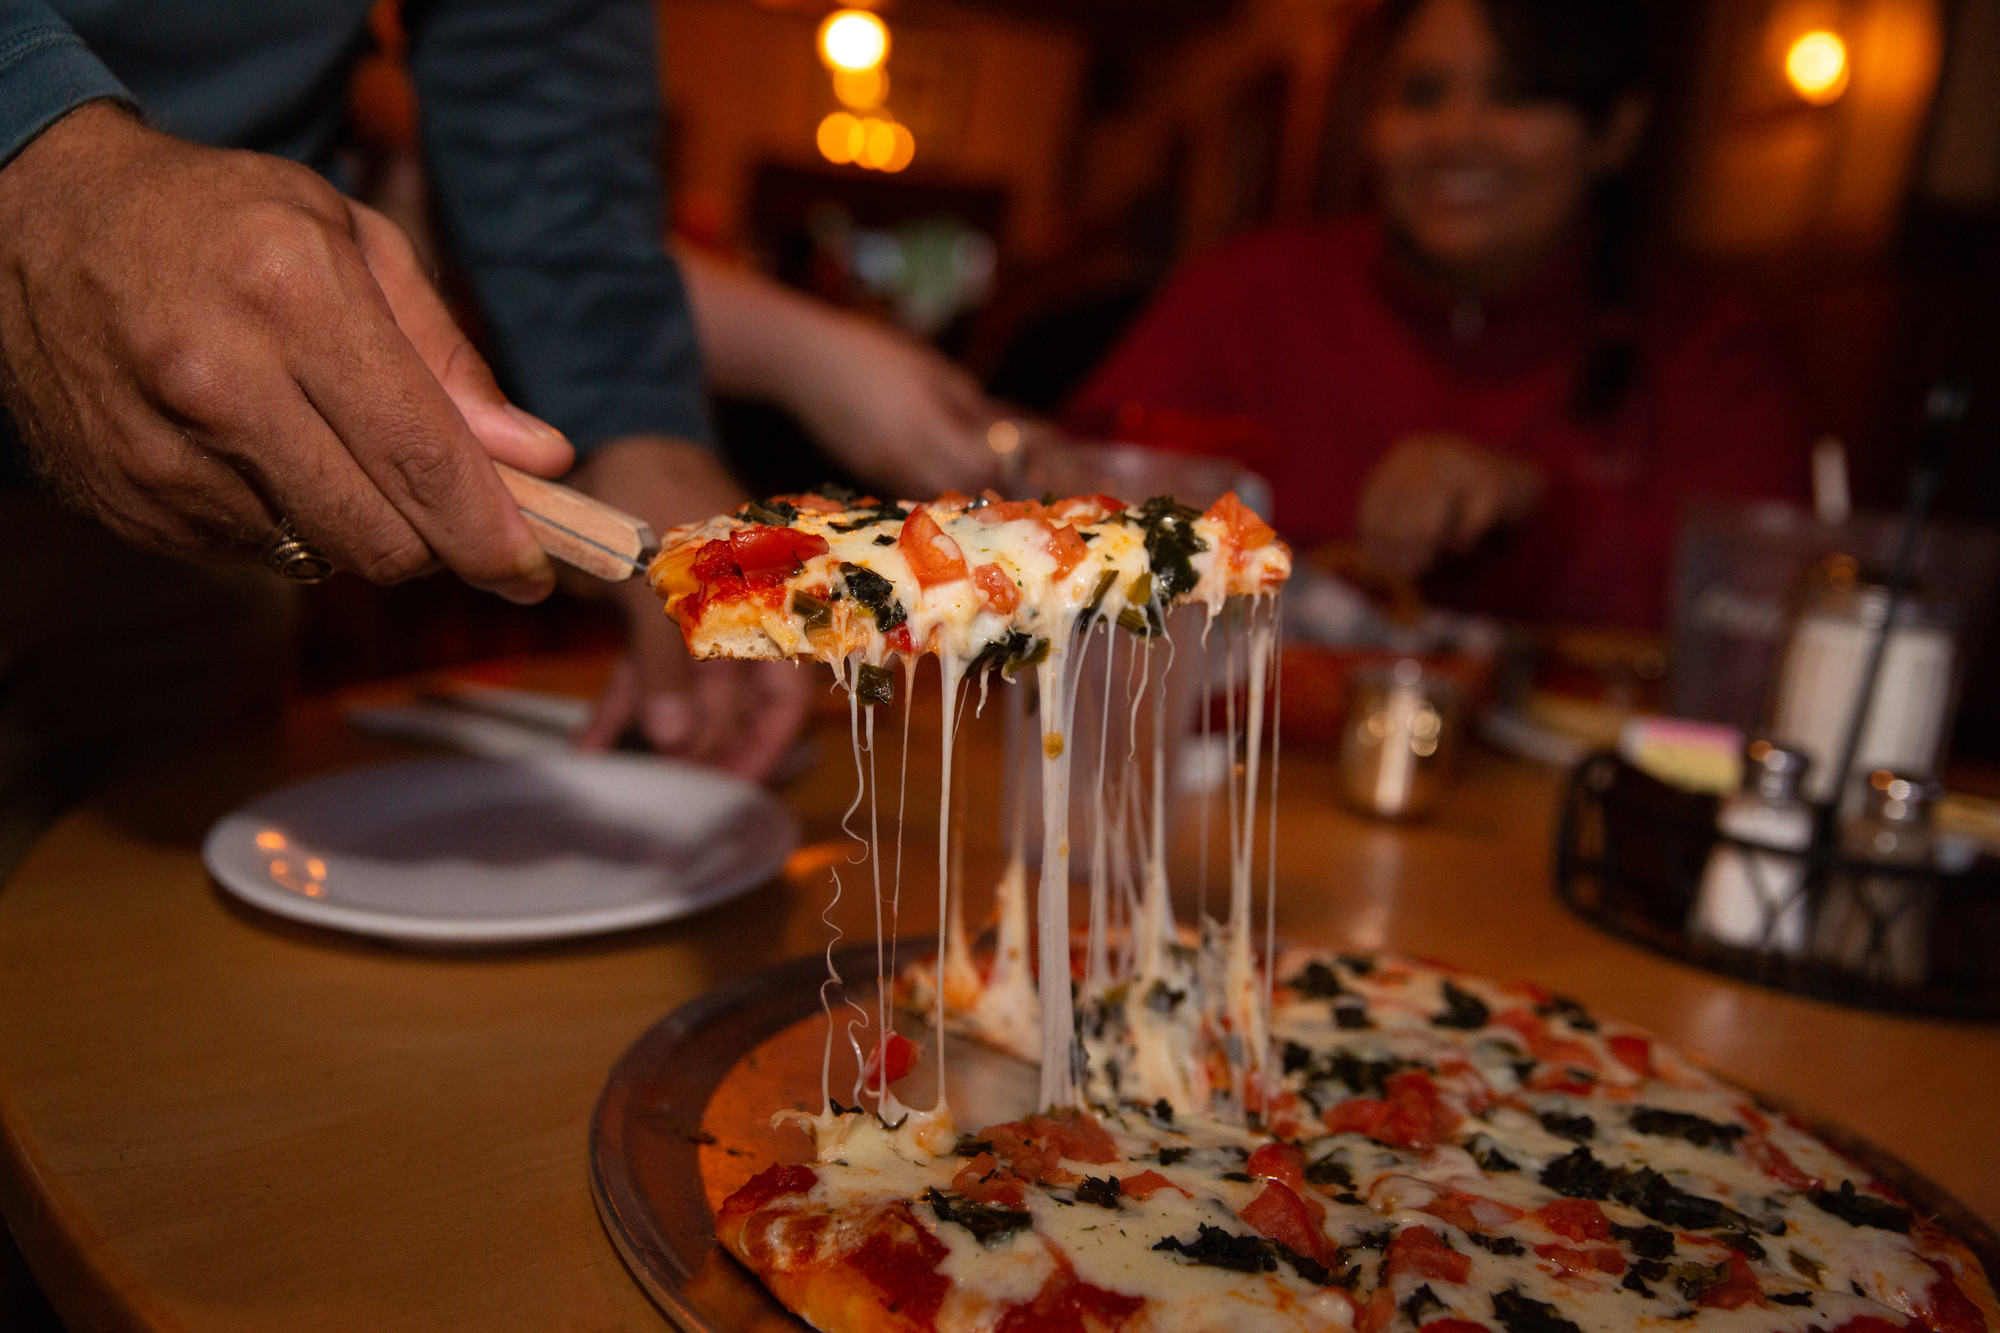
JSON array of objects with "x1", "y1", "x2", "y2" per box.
[{"x1": 588, "y1": 944, "x2": 2000, "y2": 1333}]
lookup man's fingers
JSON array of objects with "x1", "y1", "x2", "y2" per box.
[
  {"x1": 346, "y1": 202, "x2": 572, "y2": 480},
  {"x1": 269, "y1": 226, "x2": 554, "y2": 602}
]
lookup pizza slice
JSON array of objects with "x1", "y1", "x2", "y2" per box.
[{"x1": 647, "y1": 488, "x2": 1291, "y2": 668}]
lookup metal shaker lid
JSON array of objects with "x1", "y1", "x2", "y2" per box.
[
  {"x1": 1741, "y1": 738, "x2": 1811, "y2": 803},
  {"x1": 1862, "y1": 769, "x2": 1939, "y2": 826}
]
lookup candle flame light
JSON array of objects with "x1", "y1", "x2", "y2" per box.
[{"x1": 1786, "y1": 29, "x2": 1849, "y2": 104}]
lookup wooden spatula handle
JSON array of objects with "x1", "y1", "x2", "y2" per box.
[{"x1": 494, "y1": 462, "x2": 656, "y2": 582}]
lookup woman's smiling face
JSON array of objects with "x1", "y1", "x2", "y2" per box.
[{"x1": 1368, "y1": 0, "x2": 1642, "y2": 295}]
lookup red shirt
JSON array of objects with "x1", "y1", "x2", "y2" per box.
[{"x1": 1064, "y1": 216, "x2": 1810, "y2": 630}]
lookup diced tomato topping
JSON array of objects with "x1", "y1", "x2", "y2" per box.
[
  {"x1": 1607, "y1": 1034, "x2": 1654, "y2": 1078},
  {"x1": 1245, "y1": 1141, "x2": 1307, "y2": 1192},
  {"x1": 850, "y1": 1204, "x2": 950, "y2": 1327},
  {"x1": 973, "y1": 498, "x2": 1041, "y2": 525},
  {"x1": 1535, "y1": 1198, "x2": 1612, "y2": 1242},
  {"x1": 1049, "y1": 493, "x2": 1125, "y2": 524},
  {"x1": 1202, "y1": 491, "x2": 1276, "y2": 553},
  {"x1": 725, "y1": 1163, "x2": 818, "y2": 1214},
  {"x1": 934, "y1": 489, "x2": 973, "y2": 508},
  {"x1": 1417, "y1": 1187, "x2": 1522, "y2": 1234},
  {"x1": 1383, "y1": 1225, "x2": 1472, "y2": 1285},
  {"x1": 886, "y1": 624, "x2": 916, "y2": 655},
  {"x1": 1239, "y1": 1180, "x2": 1334, "y2": 1266},
  {"x1": 1359, "y1": 1288, "x2": 1398, "y2": 1333},
  {"x1": 1040, "y1": 521, "x2": 1090, "y2": 580},
  {"x1": 787, "y1": 492, "x2": 849, "y2": 513},
  {"x1": 1117, "y1": 1170, "x2": 1189, "y2": 1200},
  {"x1": 861, "y1": 1032, "x2": 919, "y2": 1092},
  {"x1": 1826, "y1": 1319, "x2": 1916, "y2": 1333},
  {"x1": 953, "y1": 1152, "x2": 1027, "y2": 1207},
  {"x1": 1492, "y1": 1009, "x2": 1601, "y2": 1072},
  {"x1": 1323, "y1": 1071, "x2": 1458, "y2": 1151},
  {"x1": 729, "y1": 525, "x2": 830, "y2": 582},
  {"x1": 1535, "y1": 1242, "x2": 1627, "y2": 1277},
  {"x1": 899, "y1": 508, "x2": 970, "y2": 588},
  {"x1": 1922, "y1": 1259, "x2": 1989, "y2": 1333},
  {"x1": 1420, "y1": 1322, "x2": 1494, "y2": 1333},
  {"x1": 1696, "y1": 1250, "x2": 1762, "y2": 1309},
  {"x1": 980, "y1": 1110, "x2": 1118, "y2": 1186},
  {"x1": 994, "y1": 1254, "x2": 1144, "y2": 1333},
  {"x1": 691, "y1": 538, "x2": 739, "y2": 582},
  {"x1": 972, "y1": 562, "x2": 1020, "y2": 613}
]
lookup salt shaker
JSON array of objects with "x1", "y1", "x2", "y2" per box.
[
  {"x1": 1688, "y1": 739, "x2": 1813, "y2": 953},
  {"x1": 1813, "y1": 770, "x2": 1939, "y2": 985}
]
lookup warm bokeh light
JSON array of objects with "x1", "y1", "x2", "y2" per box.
[
  {"x1": 818, "y1": 10, "x2": 888, "y2": 73},
  {"x1": 832, "y1": 66, "x2": 886, "y2": 110},
  {"x1": 987, "y1": 420, "x2": 1021, "y2": 455},
  {"x1": 818, "y1": 112, "x2": 914, "y2": 171},
  {"x1": 1786, "y1": 30, "x2": 1849, "y2": 104},
  {"x1": 255, "y1": 829, "x2": 287, "y2": 851}
]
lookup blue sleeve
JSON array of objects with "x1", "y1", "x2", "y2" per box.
[
  {"x1": 405, "y1": 0, "x2": 712, "y2": 456},
  {"x1": 0, "y1": 0, "x2": 133, "y2": 167}
]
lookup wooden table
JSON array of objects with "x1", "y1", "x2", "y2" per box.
[{"x1": 0, "y1": 655, "x2": 1994, "y2": 1331}]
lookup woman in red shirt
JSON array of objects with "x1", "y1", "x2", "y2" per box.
[{"x1": 1066, "y1": 0, "x2": 1809, "y2": 631}]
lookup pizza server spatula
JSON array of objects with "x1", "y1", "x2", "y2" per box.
[{"x1": 494, "y1": 462, "x2": 656, "y2": 582}]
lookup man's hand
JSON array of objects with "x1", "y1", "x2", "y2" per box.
[
  {"x1": 676, "y1": 246, "x2": 1000, "y2": 497},
  {"x1": 1355, "y1": 432, "x2": 1542, "y2": 580},
  {"x1": 571, "y1": 436, "x2": 816, "y2": 781},
  {"x1": 0, "y1": 103, "x2": 573, "y2": 600}
]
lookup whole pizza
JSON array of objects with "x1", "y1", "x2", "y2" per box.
[{"x1": 645, "y1": 490, "x2": 1996, "y2": 1333}]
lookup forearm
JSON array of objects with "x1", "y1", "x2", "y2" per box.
[{"x1": 672, "y1": 242, "x2": 850, "y2": 405}]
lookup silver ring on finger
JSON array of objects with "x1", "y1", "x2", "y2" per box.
[{"x1": 258, "y1": 518, "x2": 335, "y2": 584}]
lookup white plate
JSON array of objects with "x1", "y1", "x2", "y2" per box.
[{"x1": 203, "y1": 755, "x2": 797, "y2": 946}]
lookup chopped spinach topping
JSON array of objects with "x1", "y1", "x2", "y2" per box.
[
  {"x1": 1493, "y1": 1287, "x2": 1583, "y2": 1333},
  {"x1": 829, "y1": 499, "x2": 908, "y2": 532},
  {"x1": 1153, "y1": 1224, "x2": 1276, "y2": 1273},
  {"x1": 1348, "y1": 1226, "x2": 1393, "y2": 1252},
  {"x1": 1538, "y1": 1147, "x2": 1758, "y2": 1231},
  {"x1": 1787, "y1": 1248, "x2": 1826, "y2": 1284},
  {"x1": 838, "y1": 563, "x2": 905, "y2": 631},
  {"x1": 1808, "y1": 1181, "x2": 1912, "y2": 1234},
  {"x1": 1469, "y1": 1232, "x2": 1526, "y2": 1256},
  {"x1": 1629, "y1": 1107, "x2": 1746, "y2": 1152},
  {"x1": 1401, "y1": 1284, "x2": 1446, "y2": 1324},
  {"x1": 1770, "y1": 1291, "x2": 1816, "y2": 1306},
  {"x1": 1538, "y1": 1110, "x2": 1597, "y2": 1143},
  {"x1": 1285, "y1": 960, "x2": 1346, "y2": 997},
  {"x1": 1671, "y1": 1260, "x2": 1731, "y2": 1302},
  {"x1": 811, "y1": 482, "x2": 858, "y2": 504},
  {"x1": 1534, "y1": 994, "x2": 1599, "y2": 1032},
  {"x1": 1134, "y1": 495, "x2": 1208, "y2": 598},
  {"x1": 1610, "y1": 1223, "x2": 1676, "y2": 1260},
  {"x1": 1433, "y1": 980, "x2": 1492, "y2": 1030},
  {"x1": 1333, "y1": 1192, "x2": 1365, "y2": 1205},
  {"x1": 855, "y1": 664, "x2": 895, "y2": 707},
  {"x1": 1632, "y1": 1258, "x2": 1670, "y2": 1282},
  {"x1": 790, "y1": 591, "x2": 833, "y2": 631},
  {"x1": 925, "y1": 1188, "x2": 1032, "y2": 1245},
  {"x1": 1304, "y1": 1155, "x2": 1354, "y2": 1189},
  {"x1": 1333, "y1": 1004, "x2": 1373, "y2": 1030},
  {"x1": 1150, "y1": 1098, "x2": 1175, "y2": 1126},
  {"x1": 1075, "y1": 1176, "x2": 1122, "y2": 1210},
  {"x1": 1339, "y1": 954, "x2": 1376, "y2": 976},
  {"x1": 1622, "y1": 1270, "x2": 1656, "y2": 1298},
  {"x1": 1145, "y1": 981, "x2": 1186, "y2": 1014},
  {"x1": 1082, "y1": 569, "x2": 1118, "y2": 620},
  {"x1": 1282, "y1": 1041, "x2": 1314, "y2": 1074},
  {"x1": 872, "y1": 533, "x2": 895, "y2": 546},
  {"x1": 953, "y1": 1136, "x2": 995, "y2": 1157},
  {"x1": 1467, "y1": 1134, "x2": 1520, "y2": 1173},
  {"x1": 1156, "y1": 1146, "x2": 1191, "y2": 1166},
  {"x1": 740, "y1": 497, "x2": 800, "y2": 526},
  {"x1": 1316, "y1": 1050, "x2": 1407, "y2": 1097},
  {"x1": 1717, "y1": 1229, "x2": 1767, "y2": 1261},
  {"x1": 1221, "y1": 1171, "x2": 1254, "y2": 1183}
]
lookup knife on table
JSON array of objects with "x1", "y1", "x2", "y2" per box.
[{"x1": 494, "y1": 461, "x2": 657, "y2": 582}]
